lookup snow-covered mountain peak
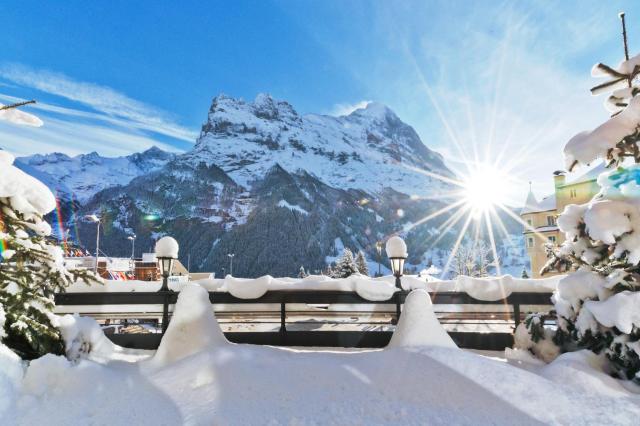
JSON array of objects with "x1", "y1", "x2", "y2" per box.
[
  {"x1": 192, "y1": 93, "x2": 452, "y2": 196},
  {"x1": 347, "y1": 101, "x2": 393, "y2": 120},
  {"x1": 25, "y1": 151, "x2": 73, "y2": 166},
  {"x1": 19, "y1": 148, "x2": 175, "y2": 202}
]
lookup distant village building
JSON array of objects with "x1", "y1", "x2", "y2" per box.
[
  {"x1": 520, "y1": 166, "x2": 602, "y2": 277},
  {"x1": 64, "y1": 252, "x2": 189, "y2": 281}
]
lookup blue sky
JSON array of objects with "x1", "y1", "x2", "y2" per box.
[{"x1": 1, "y1": 0, "x2": 639, "y2": 198}]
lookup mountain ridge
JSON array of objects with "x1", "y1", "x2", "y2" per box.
[
  {"x1": 18, "y1": 146, "x2": 175, "y2": 202},
  {"x1": 186, "y1": 93, "x2": 452, "y2": 197},
  {"x1": 15, "y1": 93, "x2": 528, "y2": 277}
]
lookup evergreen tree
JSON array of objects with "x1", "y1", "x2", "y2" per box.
[
  {"x1": 521, "y1": 14, "x2": 640, "y2": 383},
  {"x1": 0, "y1": 151, "x2": 97, "y2": 359},
  {"x1": 331, "y1": 248, "x2": 359, "y2": 278},
  {"x1": 298, "y1": 265, "x2": 307, "y2": 278},
  {"x1": 355, "y1": 251, "x2": 369, "y2": 276}
]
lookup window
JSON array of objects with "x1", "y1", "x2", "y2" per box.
[
  {"x1": 548, "y1": 236, "x2": 556, "y2": 243},
  {"x1": 526, "y1": 219, "x2": 532, "y2": 227},
  {"x1": 570, "y1": 189, "x2": 577, "y2": 199},
  {"x1": 546, "y1": 216, "x2": 556, "y2": 226},
  {"x1": 527, "y1": 237, "x2": 534, "y2": 248}
]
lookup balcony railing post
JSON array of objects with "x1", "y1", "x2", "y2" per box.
[
  {"x1": 513, "y1": 303, "x2": 521, "y2": 328},
  {"x1": 161, "y1": 290, "x2": 170, "y2": 335},
  {"x1": 279, "y1": 301, "x2": 286, "y2": 333}
]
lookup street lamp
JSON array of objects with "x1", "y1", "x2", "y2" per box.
[
  {"x1": 375, "y1": 241, "x2": 383, "y2": 277},
  {"x1": 386, "y1": 236, "x2": 407, "y2": 290},
  {"x1": 155, "y1": 236, "x2": 179, "y2": 292},
  {"x1": 127, "y1": 234, "x2": 136, "y2": 259},
  {"x1": 155, "y1": 236, "x2": 179, "y2": 335},
  {"x1": 127, "y1": 234, "x2": 136, "y2": 274},
  {"x1": 85, "y1": 214, "x2": 101, "y2": 274},
  {"x1": 227, "y1": 253, "x2": 235, "y2": 276}
]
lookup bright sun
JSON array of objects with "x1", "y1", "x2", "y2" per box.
[{"x1": 462, "y1": 165, "x2": 511, "y2": 218}]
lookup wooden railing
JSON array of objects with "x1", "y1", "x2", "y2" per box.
[{"x1": 54, "y1": 290, "x2": 553, "y2": 351}]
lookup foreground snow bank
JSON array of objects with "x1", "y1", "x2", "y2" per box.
[
  {"x1": 389, "y1": 290, "x2": 456, "y2": 348},
  {"x1": 3, "y1": 284, "x2": 640, "y2": 424},
  {"x1": 56, "y1": 314, "x2": 151, "y2": 363},
  {"x1": 150, "y1": 284, "x2": 227, "y2": 367},
  {"x1": 6, "y1": 343, "x2": 638, "y2": 425},
  {"x1": 0, "y1": 345, "x2": 23, "y2": 421},
  {"x1": 65, "y1": 273, "x2": 560, "y2": 302}
]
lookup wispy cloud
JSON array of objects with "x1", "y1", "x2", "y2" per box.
[
  {"x1": 329, "y1": 100, "x2": 371, "y2": 117},
  {"x1": 0, "y1": 64, "x2": 197, "y2": 142},
  {"x1": 0, "y1": 93, "x2": 190, "y2": 157},
  {"x1": 292, "y1": 0, "x2": 619, "y2": 199}
]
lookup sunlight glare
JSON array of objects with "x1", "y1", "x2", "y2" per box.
[{"x1": 462, "y1": 165, "x2": 511, "y2": 219}]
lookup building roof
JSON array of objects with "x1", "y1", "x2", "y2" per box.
[
  {"x1": 565, "y1": 162, "x2": 606, "y2": 185},
  {"x1": 521, "y1": 164, "x2": 603, "y2": 215},
  {"x1": 538, "y1": 195, "x2": 556, "y2": 211},
  {"x1": 524, "y1": 225, "x2": 559, "y2": 234},
  {"x1": 520, "y1": 189, "x2": 541, "y2": 214},
  {"x1": 521, "y1": 190, "x2": 556, "y2": 214}
]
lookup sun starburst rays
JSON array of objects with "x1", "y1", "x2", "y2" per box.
[
  {"x1": 396, "y1": 149, "x2": 534, "y2": 278},
  {"x1": 389, "y1": 23, "x2": 569, "y2": 279}
]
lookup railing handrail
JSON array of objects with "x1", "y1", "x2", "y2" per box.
[
  {"x1": 55, "y1": 290, "x2": 553, "y2": 306},
  {"x1": 54, "y1": 290, "x2": 554, "y2": 350}
]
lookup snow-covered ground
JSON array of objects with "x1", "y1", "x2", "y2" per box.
[{"x1": 3, "y1": 284, "x2": 639, "y2": 425}]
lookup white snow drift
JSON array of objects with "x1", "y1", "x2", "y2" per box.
[{"x1": 2, "y1": 284, "x2": 640, "y2": 425}]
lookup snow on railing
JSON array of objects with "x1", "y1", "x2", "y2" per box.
[{"x1": 65, "y1": 273, "x2": 563, "y2": 303}]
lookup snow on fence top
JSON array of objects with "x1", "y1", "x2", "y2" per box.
[{"x1": 65, "y1": 273, "x2": 561, "y2": 303}]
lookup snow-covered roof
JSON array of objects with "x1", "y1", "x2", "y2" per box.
[
  {"x1": 566, "y1": 162, "x2": 606, "y2": 185},
  {"x1": 520, "y1": 189, "x2": 541, "y2": 214},
  {"x1": 538, "y1": 195, "x2": 556, "y2": 212},
  {"x1": 521, "y1": 188, "x2": 556, "y2": 215},
  {"x1": 524, "y1": 225, "x2": 559, "y2": 234}
]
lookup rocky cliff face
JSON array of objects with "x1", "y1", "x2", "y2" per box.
[
  {"x1": 187, "y1": 94, "x2": 451, "y2": 196},
  {"x1": 20, "y1": 94, "x2": 526, "y2": 277}
]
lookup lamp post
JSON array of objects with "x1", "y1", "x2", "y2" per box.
[
  {"x1": 386, "y1": 236, "x2": 408, "y2": 323},
  {"x1": 227, "y1": 253, "x2": 235, "y2": 277},
  {"x1": 155, "y1": 236, "x2": 179, "y2": 334},
  {"x1": 128, "y1": 234, "x2": 136, "y2": 274},
  {"x1": 85, "y1": 214, "x2": 101, "y2": 274},
  {"x1": 386, "y1": 236, "x2": 407, "y2": 289},
  {"x1": 375, "y1": 241, "x2": 383, "y2": 277},
  {"x1": 128, "y1": 234, "x2": 136, "y2": 259}
]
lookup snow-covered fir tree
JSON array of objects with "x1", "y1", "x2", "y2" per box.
[
  {"x1": 355, "y1": 251, "x2": 369, "y2": 276},
  {"x1": 298, "y1": 265, "x2": 307, "y2": 278},
  {"x1": 520, "y1": 18, "x2": 640, "y2": 382},
  {"x1": 331, "y1": 248, "x2": 359, "y2": 278},
  {"x1": 0, "y1": 151, "x2": 97, "y2": 359}
]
